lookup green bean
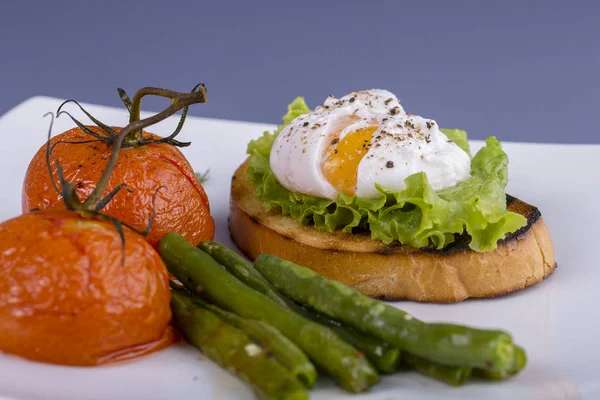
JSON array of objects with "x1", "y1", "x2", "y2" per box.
[
  {"x1": 198, "y1": 241, "x2": 293, "y2": 309},
  {"x1": 161, "y1": 233, "x2": 380, "y2": 393},
  {"x1": 173, "y1": 286, "x2": 316, "y2": 387},
  {"x1": 474, "y1": 345, "x2": 527, "y2": 380},
  {"x1": 303, "y1": 308, "x2": 401, "y2": 374},
  {"x1": 199, "y1": 240, "x2": 401, "y2": 373},
  {"x1": 254, "y1": 254, "x2": 520, "y2": 372},
  {"x1": 403, "y1": 349, "x2": 526, "y2": 385},
  {"x1": 402, "y1": 353, "x2": 472, "y2": 386},
  {"x1": 170, "y1": 290, "x2": 308, "y2": 400}
]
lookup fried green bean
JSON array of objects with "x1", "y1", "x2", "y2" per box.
[
  {"x1": 254, "y1": 254, "x2": 521, "y2": 373},
  {"x1": 161, "y1": 233, "x2": 380, "y2": 393},
  {"x1": 473, "y1": 345, "x2": 527, "y2": 380},
  {"x1": 198, "y1": 240, "x2": 401, "y2": 373},
  {"x1": 174, "y1": 286, "x2": 316, "y2": 387},
  {"x1": 402, "y1": 353, "x2": 471, "y2": 386},
  {"x1": 170, "y1": 290, "x2": 308, "y2": 400},
  {"x1": 197, "y1": 241, "x2": 293, "y2": 308},
  {"x1": 302, "y1": 307, "x2": 401, "y2": 374}
]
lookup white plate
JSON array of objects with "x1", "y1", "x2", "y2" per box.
[{"x1": 0, "y1": 96, "x2": 597, "y2": 400}]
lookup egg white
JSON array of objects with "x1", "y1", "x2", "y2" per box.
[{"x1": 270, "y1": 89, "x2": 471, "y2": 200}]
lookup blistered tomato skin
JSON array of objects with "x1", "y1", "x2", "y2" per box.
[
  {"x1": 0, "y1": 210, "x2": 175, "y2": 366},
  {"x1": 22, "y1": 126, "x2": 215, "y2": 248}
]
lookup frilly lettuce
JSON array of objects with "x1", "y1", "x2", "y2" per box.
[{"x1": 246, "y1": 98, "x2": 526, "y2": 252}]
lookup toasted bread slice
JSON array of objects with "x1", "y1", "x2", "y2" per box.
[{"x1": 229, "y1": 159, "x2": 556, "y2": 303}]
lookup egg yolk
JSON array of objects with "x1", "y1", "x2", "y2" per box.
[{"x1": 322, "y1": 126, "x2": 377, "y2": 196}]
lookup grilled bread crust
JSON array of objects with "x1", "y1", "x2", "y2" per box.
[{"x1": 229, "y1": 160, "x2": 556, "y2": 303}]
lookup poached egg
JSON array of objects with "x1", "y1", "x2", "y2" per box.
[{"x1": 270, "y1": 89, "x2": 471, "y2": 200}]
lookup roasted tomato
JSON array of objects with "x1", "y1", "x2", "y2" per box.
[
  {"x1": 22, "y1": 127, "x2": 215, "y2": 248},
  {"x1": 22, "y1": 85, "x2": 214, "y2": 248},
  {"x1": 0, "y1": 209, "x2": 175, "y2": 365}
]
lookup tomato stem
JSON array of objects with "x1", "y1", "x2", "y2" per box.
[
  {"x1": 49, "y1": 85, "x2": 207, "y2": 217},
  {"x1": 79, "y1": 87, "x2": 207, "y2": 211},
  {"x1": 125, "y1": 85, "x2": 207, "y2": 147}
]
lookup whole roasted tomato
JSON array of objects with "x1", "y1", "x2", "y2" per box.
[
  {"x1": 22, "y1": 85, "x2": 214, "y2": 247},
  {"x1": 0, "y1": 210, "x2": 175, "y2": 365}
]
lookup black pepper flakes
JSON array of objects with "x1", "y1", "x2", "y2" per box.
[
  {"x1": 426, "y1": 121, "x2": 432, "y2": 129},
  {"x1": 390, "y1": 107, "x2": 400, "y2": 115},
  {"x1": 303, "y1": 121, "x2": 309, "y2": 127},
  {"x1": 386, "y1": 161, "x2": 394, "y2": 168},
  {"x1": 384, "y1": 98, "x2": 393, "y2": 105},
  {"x1": 349, "y1": 97, "x2": 356, "y2": 103},
  {"x1": 331, "y1": 138, "x2": 339, "y2": 145},
  {"x1": 425, "y1": 134, "x2": 431, "y2": 144}
]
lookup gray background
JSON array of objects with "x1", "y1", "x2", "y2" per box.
[{"x1": 0, "y1": 0, "x2": 598, "y2": 143}]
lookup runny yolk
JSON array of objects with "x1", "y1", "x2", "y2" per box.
[{"x1": 322, "y1": 126, "x2": 378, "y2": 196}]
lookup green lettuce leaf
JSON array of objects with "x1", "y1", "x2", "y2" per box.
[{"x1": 246, "y1": 99, "x2": 526, "y2": 252}]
